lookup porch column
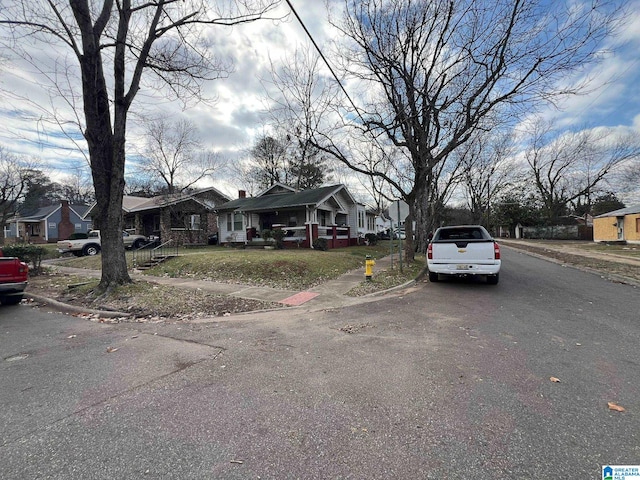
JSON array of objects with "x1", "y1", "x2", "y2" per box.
[
  {"x1": 135, "y1": 213, "x2": 142, "y2": 234},
  {"x1": 160, "y1": 208, "x2": 171, "y2": 243}
]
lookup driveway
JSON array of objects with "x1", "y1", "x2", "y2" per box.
[{"x1": 1, "y1": 247, "x2": 639, "y2": 479}]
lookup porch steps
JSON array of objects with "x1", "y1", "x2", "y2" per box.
[{"x1": 135, "y1": 254, "x2": 177, "y2": 270}]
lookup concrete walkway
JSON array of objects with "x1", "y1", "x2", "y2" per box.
[{"x1": 42, "y1": 253, "x2": 409, "y2": 313}]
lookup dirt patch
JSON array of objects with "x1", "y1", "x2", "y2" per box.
[{"x1": 27, "y1": 272, "x2": 282, "y2": 322}]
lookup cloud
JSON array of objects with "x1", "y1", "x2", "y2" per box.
[{"x1": 1, "y1": 0, "x2": 638, "y2": 204}]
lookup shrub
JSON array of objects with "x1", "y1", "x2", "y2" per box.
[
  {"x1": 365, "y1": 233, "x2": 378, "y2": 246},
  {"x1": 261, "y1": 229, "x2": 273, "y2": 243},
  {"x1": 271, "y1": 229, "x2": 286, "y2": 249},
  {"x1": 2, "y1": 244, "x2": 46, "y2": 274},
  {"x1": 312, "y1": 237, "x2": 329, "y2": 251}
]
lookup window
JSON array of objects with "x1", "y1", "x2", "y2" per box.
[
  {"x1": 227, "y1": 213, "x2": 243, "y2": 231},
  {"x1": 189, "y1": 214, "x2": 201, "y2": 230},
  {"x1": 358, "y1": 211, "x2": 365, "y2": 229}
]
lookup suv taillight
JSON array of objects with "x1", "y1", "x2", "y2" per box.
[
  {"x1": 494, "y1": 242, "x2": 500, "y2": 260},
  {"x1": 427, "y1": 243, "x2": 433, "y2": 260}
]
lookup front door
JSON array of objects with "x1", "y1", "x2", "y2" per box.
[
  {"x1": 617, "y1": 217, "x2": 624, "y2": 240},
  {"x1": 261, "y1": 212, "x2": 279, "y2": 230}
]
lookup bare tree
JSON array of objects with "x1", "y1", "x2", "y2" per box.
[
  {"x1": 0, "y1": 148, "x2": 35, "y2": 244},
  {"x1": 136, "y1": 118, "x2": 220, "y2": 194},
  {"x1": 58, "y1": 162, "x2": 95, "y2": 204},
  {"x1": 524, "y1": 119, "x2": 640, "y2": 222},
  {"x1": 306, "y1": 0, "x2": 622, "y2": 258},
  {"x1": 458, "y1": 132, "x2": 517, "y2": 230},
  {"x1": 249, "y1": 134, "x2": 290, "y2": 189},
  {"x1": 611, "y1": 149, "x2": 640, "y2": 204},
  {"x1": 0, "y1": 0, "x2": 280, "y2": 292},
  {"x1": 267, "y1": 47, "x2": 339, "y2": 190}
]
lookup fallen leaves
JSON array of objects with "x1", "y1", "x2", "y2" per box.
[
  {"x1": 106, "y1": 346, "x2": 119, "y2": 353},
  {"x1": 608, "y1": 402, "x2": 625, "y2": 413},
  {"x1": 546, "y1": 377, "x2": 628, "y2": 413}
]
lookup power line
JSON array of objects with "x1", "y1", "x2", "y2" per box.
[{"x1": 284, "y1": 0, "x2": 365, "y2": 125}]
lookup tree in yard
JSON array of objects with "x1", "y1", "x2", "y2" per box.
[
  {"x1": 458, "y1": 132, "x2": 517, "y2": 231},
  {"x1": 523, "y1": 118, "x2": 640, "y2": 224},
  {"x1": 0, "y1": 148, "x2": 34, "y2": 245},
  {"x1": 249, "y1": 134, "x2": 290, "y2": 189},
  {"x1": 492, "y1": 191, "x2": 544, "y2": 234},
  {"x1": 0, "y1": 0, "x2": 279, "y2": 293},
  {"x1": 587, "y1": 192, "x2": 625, "y2": 217},
  {"x1": 266, "y1": 47, "x2": 338, "y2": 190},
  {"x1": 304, "y1": 0, "x2": 623, "y2": 260},
  {"x1": 18, "y1": 169, "x2": 63, "y2": 214},
  {"x1": 135, "y1": 118, "x2": 220, "y2": 195},
  {"x1": 57, "y1": 162, "x2": 95, "y2": 205}
]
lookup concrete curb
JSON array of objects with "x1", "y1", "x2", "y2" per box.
[{"x1": 25, "y1": 292, "x2": 133, "y2": 318}]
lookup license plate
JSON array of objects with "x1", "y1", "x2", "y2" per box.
[{"x1": 456, "y1": 265, "x2": 470, "y2": 270}]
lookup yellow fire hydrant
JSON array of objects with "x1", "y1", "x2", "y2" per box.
[{"x1": 365, "y1": 255, "x2": 375, "y2": 281}]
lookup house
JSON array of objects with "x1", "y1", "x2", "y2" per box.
[
  {"x1": 593, "y1": 204, "x2": 640, "y2": 244},
  {"x1": 85, "y1": 187, "x2": 231, "y2": 245},
  {"x1": 216, "y1": 183, "x2": 375, "y2": 248},
  {"x1": 4, "y1": 200, "x2": 92, "y2": 243}
]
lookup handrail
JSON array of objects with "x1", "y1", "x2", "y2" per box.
[{"x1": 132, "y1": 239, "x2": 179, "y2": 269}]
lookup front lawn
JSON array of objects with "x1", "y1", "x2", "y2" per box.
[{"x1": 49, "y1": 244, "x2": 412, "y2": 290}]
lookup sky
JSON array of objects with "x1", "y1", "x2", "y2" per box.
[{"x1": 1, "y1": 0, "x2": 640, "y2": 204}]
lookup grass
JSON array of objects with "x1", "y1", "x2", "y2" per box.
[
  {"x1": 49, "y1": 241, "x2": 412, "y2": 290},
  {"x1": 347, "y1": 254, "x2": 425, "y2": 296},
  {"x1": 581, "y1": 243, "x2": 640, "y2": 258}
]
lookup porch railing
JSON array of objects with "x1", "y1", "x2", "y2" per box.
[
  {"x1": 318, "y1": 226, "x2": 350, "y2": 238},
  {"x1": 131, "y1": 239, "x2": 179, "y2": 269}
]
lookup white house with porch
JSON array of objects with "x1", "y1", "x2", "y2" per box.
[{"x1": 216, "y1": 183, "x2": 375, "y2": 248}]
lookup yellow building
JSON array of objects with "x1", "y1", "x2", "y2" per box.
[{"x1": 593, "y1": 205, "x2": 640, "y2": 244}]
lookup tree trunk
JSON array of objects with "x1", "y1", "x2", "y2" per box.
[
  {"x1": 413, "y1": 181, "x2": 439, "y2": 254},
  {"x1": 76, "y1": 13, "x2": 131, "y2": 292}
]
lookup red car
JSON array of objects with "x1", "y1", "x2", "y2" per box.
[{"x1": 0, "y1": 249, "x2": 29, "y2": 305}]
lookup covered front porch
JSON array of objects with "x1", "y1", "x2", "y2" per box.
[
  {"x1": 223, "y1": 206, "x2": 355, "y2": 249},
  {"x1": 245, "y1": 223, "x2": 354, "y2": 249}
]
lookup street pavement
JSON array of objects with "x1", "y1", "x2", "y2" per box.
[
  {"x1": 3, "y1": 246, "x2": 639, "y2": 479},
  {"x1": 32, "y1": 241, "x2": 640, "y2": 319}
]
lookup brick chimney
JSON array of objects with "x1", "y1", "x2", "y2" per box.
[
  {"x1": 238, "y1": 190, "x2": 246, "y2": 198},
  {"x1": 58, "y1": 200, "x2": 75, "y2": 240}
]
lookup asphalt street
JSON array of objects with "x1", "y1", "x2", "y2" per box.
[{"x1": 1, "y1": 247, "x2": 639, "y2": 479}]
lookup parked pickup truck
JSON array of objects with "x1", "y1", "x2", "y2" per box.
[
  {"x1": 427, "y1": 225, "x2": 501, "y2": 285},
  {"x1": 0, "y1": 251, "x2": 29, "y2": 305},
  {"x1": 57, "y1": 230, "x2": 149, "y2": 256}
]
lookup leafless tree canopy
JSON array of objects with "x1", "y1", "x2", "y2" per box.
[
  {"x1": 524, "y1": 119, "x2": 640, "y2": 221},
  {"x1": 0, "y1": 147, "x2": 37, "y2": 244},
  {"x1": 0, "y1": 0, "x2": 280, "y2": 291},
  {"x1": 307, "y1": 0, "x2": 622, "y2": 255},
  {"x1": 136, "y1": 118, "x2": 220, "y2": 194}
]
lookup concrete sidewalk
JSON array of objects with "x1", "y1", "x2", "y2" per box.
[{"x1": 41, "y1": 253, "x2": 410, "y2": 314}]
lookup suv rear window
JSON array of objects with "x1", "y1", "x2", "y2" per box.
[{"x1": 434, "y1": 227, "x2": 488, "y2": 241}]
